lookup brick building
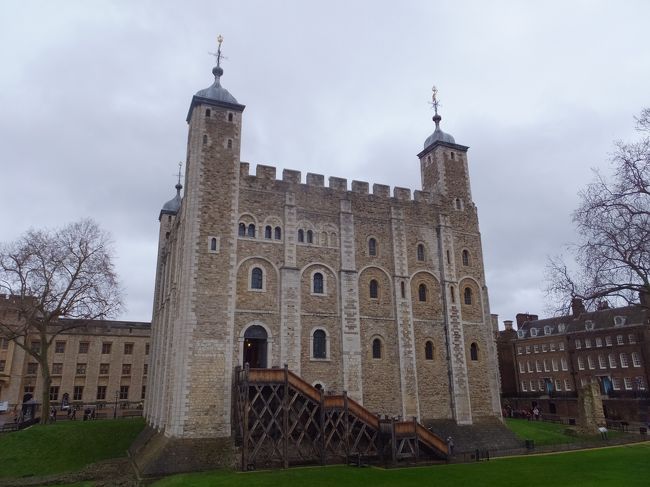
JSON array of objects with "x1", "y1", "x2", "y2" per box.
[
  {"x1": 139, "y1": 54, "x2": 502, "y2": 472},
  {"x1": 498, "y1": 300, "x2": 650, "y2": 422},
  {"x1": 0, "y1": 295, "x2": 150, "y2": 411}
]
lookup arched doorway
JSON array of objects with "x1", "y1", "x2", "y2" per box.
[{"x1": 243, "y1": 325, "x2": 268, "y2": 368}]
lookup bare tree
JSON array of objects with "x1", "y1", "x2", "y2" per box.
[
  {"x1": 547, "y1": 108, "x2": 650, "y2": 314},
  {"x1": 0, "y1": 219, "x2": 122, "y2": 422}
]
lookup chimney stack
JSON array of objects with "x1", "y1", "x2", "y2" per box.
[
  {"x1": 504, "y1": 320, "x2": 513, "y2": 331},
  {"x1": 571, "y1": 298, "x2": 585, "y2": 316},
  {"x1": 516, "y1": 313, "x2": 538, "y2": 328}
]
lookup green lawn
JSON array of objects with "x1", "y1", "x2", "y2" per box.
[
  {"x1": 0, "y1": 418, "x2": 145, "y2": 479},
  {"x1": 153, "y1": 443, "x2": 650, "y2": 487},
  {"x1": 505, "y1": 418, "x2": 623, "y2": 445}
]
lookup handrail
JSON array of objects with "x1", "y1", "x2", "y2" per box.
[
  {"x1": 415, "y1": 423, "x2": 448, "y2": 455},
  {"x1": 237, "y1": 366, "x2": 448, "y2": 457}
]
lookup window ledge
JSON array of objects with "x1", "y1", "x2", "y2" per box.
[{"x1": 310, "y1": 358, "x2": 331, "y2": 362}]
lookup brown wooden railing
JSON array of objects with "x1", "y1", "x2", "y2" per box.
[{"x1": 235, "y1": 365, "x2": 448, "y2": 469}]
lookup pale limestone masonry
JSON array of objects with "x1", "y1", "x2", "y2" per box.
[{"x1": 144, "y1": 64, "x2": 502, "y2": 459}]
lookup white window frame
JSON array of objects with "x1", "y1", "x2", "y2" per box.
[
  {"x1": 616, "y1": 335, "x2": 624, "y2": 345},
  {"x1": 575, "y1": 339, "x2": 582, "y2": 349},
  {"x1": 628, "y1": 334, "x2": 636, "y2": 344},
  {"x1": 534, "y1": 345, "x2": 539, "y2": 353},
  {"x1": 620, "y1": 352, "x2": 629, "y2": 368},
  {"x1": 605, "y1": 336, "x2": 612, "y2": 347},
  {"x1": 612, "y1": 377, "x2": 621, "y2": 390},
  {"x1": 632, "y1": 352, "x2": 641, "y2": 367},
  {"x1": 595, "y1": 337, "x2": 602, "y2": 348},
  {"x1": 578, "y1": 356, "x2": 585, "y2": 370},
  {"x1": 588, "y1": 356, "x2": 595, "y2": 370},
  {"x1": 535, "y1": 360, "x2": 541, "y2": 372},
  {"x1": 561, "y1": 358, "x2": 568, "y2": 371},
  {"x1": 624, "y1": 377, "x2": 633, "y2": 390},
  {"x1": 598, "y1": 355, "x2": 607, "y2": 369},
  {"x1": 609, "y1": 354, "x2": 617, "y2": 368},
  {"x1": 552, "y1": 359, "x2": 558, "y2": 372},
  {"x1": 564, "y1": 379, "x2": 571, "y2": 391},
  {"x1": 519, "y1": 361, "x2": 525, "y2": 374},
  {"x1": 559, "y1": 342, "x2": 565, "y2": 351},
  {"x1": 585, "y1": 338, "x2": 592, "y2": 348}
]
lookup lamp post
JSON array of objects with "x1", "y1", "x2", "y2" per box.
[{"x1": 113, "y1": 390, "x2": 119, "y2": 419}]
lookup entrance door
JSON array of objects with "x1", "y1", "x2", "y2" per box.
[{"x1": 243, "y1": 325, "x2": 268, "y2": 368}]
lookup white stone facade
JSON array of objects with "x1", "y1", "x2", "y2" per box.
[{"x1": 145, "y1": 72, "x2": 502, "y2": 440}]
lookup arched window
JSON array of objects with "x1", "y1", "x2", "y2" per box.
[
  {"x1": 417, "y1": 244, "x2": 425, "y2": 261},
  {"x1": 470, "y1": 342, "x2": 479, "y2": 361},
  {"x1": 264, "y1": 226, "x2": 272, "y2": 239},
  {"x1": 372, "y1": 338, "x2": 382, "y2": 359},
  {"x1": 425, "y1": 341, "x2": 434, "y2": 360},
  {"x1": 418, "y1": 283, "x2": 427, "y2": 302},
  {"x1": 274, "y1": 226, "x2": 282, "y2": 240},
  {"x1": 462, "y1": 249, "x2": 470, "y2": 266},
  {"x1": 307, "y1": 230, "x2": 313, "y2": 244},
  {"x1": 205, "y1": 108, "x2": 211, "y2": 117},
  {"x1": 228, "y1": 113, "x2": 233, "y2": 122},
  {"x1": 446, "y1": 250, "x2": 451, "y2": 264},
  {"x1": 368, "y1": 238, "x2": 377, "y2": 256},
  {"x1": 450, "y1": 286, "x2": 455, "y2": 303},
  {"x1": 464, "y1": 287, "x2": 472, "y2": 305},
  {"x1": 210, "y1": 237, "x2": 217, "y2": 251},
  {"x1": 238, "y1": 223, "x2": 246, "y2": 237},
  {"x1": 227, "y1": 139, "x2": 233, "y2": 149},
  {"x1": 298, "y1": 229, "x2": 304, "y2": 242},
  {"x1": 369, "y1": 279, "x2": 378, "y2": 299},
  {"x1": 202, "y1": 134, "x2": 208, "y2": 145},
  {"x1": 251, "y1": 267, "x2": 263, "y2": 290},
  {"x1": 313, "y1": 272, "x2": 324, "y2": 294},
  {"x1": 247, "y1": 224, "x2": 256, "y2": 238},
  {"x1": 400, "y1": 281, "x2": 406, "y2": 299},
  {"x1": 313, "y1": 329, "x2": 327, "y2": 359},
  {"x1": 455, "y1": 198, "x2": 462, "y2": 210}
]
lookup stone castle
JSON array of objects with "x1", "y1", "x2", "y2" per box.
[{"x1": 140, "y1": 49, "x2": 502, "y2": 470}]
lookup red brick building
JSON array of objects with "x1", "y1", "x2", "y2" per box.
[{"x1": 497, "y1": 300, "x2": 650, "y2": 422}]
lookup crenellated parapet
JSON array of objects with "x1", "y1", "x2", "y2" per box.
[{"x1": 239, "y1": 162, "x2": 441, "y2": 206}]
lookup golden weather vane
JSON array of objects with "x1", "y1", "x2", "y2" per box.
[
  {"x1": 208, "y1": 35, "x2": 226, "y2": 67},
  {"x1": 430, "y1": 85, "x2": 440, "y2": 115}
]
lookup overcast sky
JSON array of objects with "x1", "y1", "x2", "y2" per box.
[{"x1": 1, "y1": 1, "x2": 648, "y2": 326}]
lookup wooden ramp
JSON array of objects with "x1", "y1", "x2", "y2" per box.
[{"x1": 234, "y1": 365, "x2": 448, "y2": 470}]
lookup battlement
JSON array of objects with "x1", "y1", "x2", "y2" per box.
[{"x1": 239, "y1": 162, "x2": 438, "y2": 204}]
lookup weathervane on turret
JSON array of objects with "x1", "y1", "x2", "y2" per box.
[
  {"x1": 430, "y1": 85, "x2": 440, "y2": 115},
  {"x1": 176, "y1": 161, "x2": 183, "y2": 186},
  {"x1": 209, "y1": 35, "x2": 226, "y2": 69}
]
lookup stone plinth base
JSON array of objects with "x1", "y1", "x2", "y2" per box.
[{"x1": 129, "y1": 425, "x2": 236, "y2": 478}]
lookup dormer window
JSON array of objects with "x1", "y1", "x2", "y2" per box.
[
  {"x1": 585, "y1": 320, "x2": 595, "y2": 331},
  {"x1": 614, "y1": 316, "x2": 626, "y2": 327},
  {"x1": 530, "y1": 328, "x2": 538, "y2": 337},
  {"x1": 517, "y1": 329, "x2": 526, "y2": 338},
  {"x1": 558, "y1": 323, "x2": 566, "y2": 333},
  {"x1": 544, "y1": 326, "x2": 552, "y2": 335}
]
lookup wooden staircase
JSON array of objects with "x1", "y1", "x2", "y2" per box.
[{"x1": 234, "y1": 365, "x2": 448, "y2": 470}]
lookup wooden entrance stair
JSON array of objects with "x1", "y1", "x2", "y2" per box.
[{"x1": 234, "y1": 365, "x2": 448, "y2": 470}]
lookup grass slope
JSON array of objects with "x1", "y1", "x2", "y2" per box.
[
  {"x1": 153, "y1": 443, "x2": 650, "y2": 487},
  {"x1": 505, "y1": 418, "x2": 623, "y2": 445},
  {"x1": 0, "y1": 418, "x2": 144, "y2": 479}
]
